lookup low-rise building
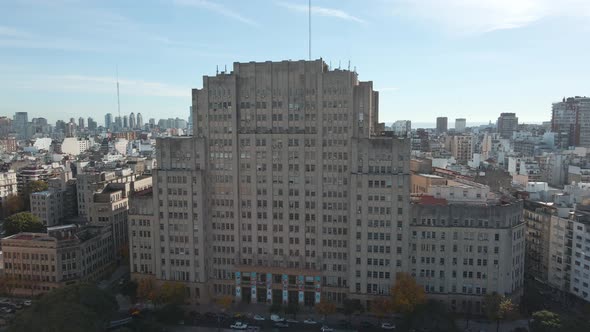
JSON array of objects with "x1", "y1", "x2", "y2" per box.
[
  {"x1": 1, "y1": 224, "x2": 114, "y2": 296},
  {"x1": 410, "y1": 181, "x2": 525, "y2": 314}
]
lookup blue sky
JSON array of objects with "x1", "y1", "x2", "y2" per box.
[{"x1": 1, "y1": 0, "x2": 589, "y2": 126}]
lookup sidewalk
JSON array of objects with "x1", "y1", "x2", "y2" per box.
[{"x1": 456, "y1": 318, "x2": 529, "y2": 332}]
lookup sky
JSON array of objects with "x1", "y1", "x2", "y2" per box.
[{"x1": 1, "y1": 0, "x2": 590, "y2": 126}]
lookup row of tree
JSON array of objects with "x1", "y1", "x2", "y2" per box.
[{"x1": 1, "y1": 180, "x2": 48, "y2": 217}]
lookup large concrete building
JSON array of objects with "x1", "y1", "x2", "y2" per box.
[
  {"x1": 129, "y1": 59, "x2": 412, "y2": 308},
  {"x1": 497, "y1": 113, "x2": 518, "y2": 139},
  {"x1": 0, "y1": 170, "x2": 17, "y2": 215},
  {"x1": 1, "y1": 224, "x2": 114, "y2": 296},
  {"x1": 436, "y1": 117, "x2": 448, "y2": 134},
  {"x1": 12, "y1": 112, "x2": 28, "y2": 140},
  {"x1": 30, "y1": 190, "x2": 65, "y2": 227},
  {"x1": 551, "y1": 96, "x2": 590, "y2": 148},
  {"x1": 411, "y1": 180, "x2": 525, "y2": 313},
  {"x1": 455, "y1": 118, "x2": 466, "y2": 133},
  {"x1": 450, "y1": 135, "x2": 474, "y2": 165}
]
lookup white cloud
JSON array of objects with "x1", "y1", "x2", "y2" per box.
[
  {"x1": 6, "y1": 73, "x2": 189, "y2": 98},
  {"x1": 277, "y1": 1, "x2": 365, "y2": 23},
  {"x1": 388, "y1": 0, "x2": 590, "y2": 34},
  {"x1": 0, "y1": 26, "x2": 31, "y2": 38},
  {"x1": 174, "y1": 0, "x2": 259, "y2": 26}
]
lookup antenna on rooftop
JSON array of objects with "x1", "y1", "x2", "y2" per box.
[
  {"x1": 348, "y1": 60, "x2": 350, "y2": 71},
  {"x1": 308, "y1": 0, "x2": 311, "y2": 60},
  {"x1": 116, "y1": 66, "x2": 121, "y2": 119},
  {"x1": 216, "y1": 65, "x2": 219, "y2": 75}
]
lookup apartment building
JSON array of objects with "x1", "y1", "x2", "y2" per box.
[
  {"x1": 129, "y1": 59, "x2": 411, "y2": 307},
  {"x1": 30, "y1": 190, "x2": 65, "y2": 226},
  {"x1": 0, "y1": 170, "x2": 17, "y2": 215},
  {"x1": 497, "y1": 113, "x2": 518, "y2": 139},
  {"x1": 1, "y1": 224, "x2": 113, "y2": 296},
  {"x1": 551, "y1": 96, "x2": 590, "y2": 148},
  {"x1": 410, "y1": 180, "x2": 525, "y2": 313},
  {"x1": 90, "y1": 184, "x2": 129, "y2": 257},
  {"x1": 450, "y1": 135, "x2": 474, "y2": 165}
]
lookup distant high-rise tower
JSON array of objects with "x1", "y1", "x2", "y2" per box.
[
  {"x1": 136, "y1": 113, "x2": 143, "y2": 129},
  {"x1": 123, "y1": 115, "x2": 128, "y2": 129},
  {"x1": 114, "y1": 116, "x2": 122, "y2": 130},
  {"x1": 129, "y1": 112, "x2": 136, "y2": 129},
  {"x1": 78, "y1": 117, "x2": 85, "y2": 129},
  {"x1": 105, "y1": 113, "x2": 113, "y2": 130},
  {"x1": 88, "y1": 117, "x2": 97, "y2": 131},
  {"x1": 455, "y1": 118, "x2": 466, "y2": 133},
  {"x1": 552, "y1": 97, "x2": 590, "y2": 148},
  {"x1": 148, "y1": 118, "x2": 155, "y2": 128},
  {"x1": 436, "y1": 117, "x2": 448, "y2": 134},
  {"x1": 497, "y1": 113, "x2": 518, "y2": 139},
  {"x1": 13, "y1": 112, "x2": 28, "y2": 140}
]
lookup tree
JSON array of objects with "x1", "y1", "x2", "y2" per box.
[
  {"x1": 216, "y1": 295, "x2": 233, "y2": 311},
  {"x1": 8, "y1": 283, "x2": 117, "y2": 332},
  {"x1": 286, "y1": 302, "x2": 300, "y2": 319},
  {"x1": 120, "y1": 280, "x2": 138, "y2": 302},
  {"x1": 370, "y1": 297, "x2": 392, "y2": 323},
  {"x1": 23, "y1": 180, "x2": 48, "y2": 210},
  {"x1": 484, "y1": 293, "x2": 516, "y2": 332},
  {"x1": 0, "y1": 275, "x2": 16, "y2": 297},
  {"x1": 156, "y1": 282, "x2": 187, "y2": 306},
  {"x1": 530, "y1": 310, "x2": 561, "y2": 332},
  {"x1": 315, "y1": 300, "x2": 337, "y2": 321},
  {"x1": 137, "y1": 278, "x2": 156, "y2": 302},
  {"x1": 342, "y1": 299, "x2": 362, "y2": 322},
  {"x1": 2, "y1": 194, "x2": 24, "y2": 216},
  {"x1": 4, "y1": 212, "x2": 44, "y2": 236},
  {"x1": 390, "y1": 272, "x2": 426, "y2": 315}
]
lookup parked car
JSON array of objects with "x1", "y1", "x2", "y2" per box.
[
  {"x1": 303, "y1": 318, "x2": 318, "y2": 324},
  {"x1": 381, "y1": 322, "x2": 396, "y2": 330},
  {"x1": 253, "y1": 314, "x2": 266, "y2": 321},
  {"x1": 230, "y1": 321, "x2": 248, "y2": 330},
  {"x1": 286, "y1": 318, "x2": 299, "y2": 323},
  {"x1": 274, "y1": 322, "x2": 289, "y2": 328},
  {"x1": 321, "y1": 325, "x2": 334, "y2": 332},
  {"x1": 23, "y1": 300, "x2": 32, "y2": 307},
  {"x1": 270, "y1": 314, "x2": 284, "y2": 322}
]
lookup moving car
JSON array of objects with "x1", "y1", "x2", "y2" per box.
[
  {"x1": 321, "y1": 325, "x2": 334, "y2": 332},
  {"x1": 270, "y1": 314, "x2": 284, "y2": 322},
  {"x1": 273, "y1": 322, "x2": 289, "y2": 328},
  {"x1": 230, "y1": 321, "x2": 248, "y2": 330},
  {"x1": 303, "y1": 318, "x2": 318, "y2": 325},
  {"x1": 286, "y1": 318, "x2": 299, "y2": 323},
  {"x1": 381, "y1": 322, "x2": 396, "y2": 330},
  {"x1": 253, "y1": 315, "x2": 266, "y2": 321}
]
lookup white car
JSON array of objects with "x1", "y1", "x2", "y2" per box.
[
  {"x1": 253, "y1": 315, "x2": 265, "y2": 321},
  {"x1": 270, "y1": 314, "x2": 284, "y2": 322},
  {"x1": 230, "y1": 321, "x2": 248, "y2": 330},
  {"x1": 286, "y1": 318, "x2": 299, "y2": 323},
  {"x1": 381, "y1": 322, "x2": 396, "y2": 330},
  {"x1": 23, "y1": 300, "x2": 32, "y2": 307},
  {"x1": 321, "y1": 325, "x2": 334, "y2": 332},
  {"x1": 303, "y1": 318, "x2": 318, "y2": 325}
]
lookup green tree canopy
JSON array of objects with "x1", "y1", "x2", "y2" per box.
[
  {"x1": 391, "y1": 272, "x2": 426, "y2": 314},
  {"x1": 26, "y1": 180, "x2": 48, "y2": 194},
  {"x1": 4, "y1": 212, "x2": 44, "y2": 236},
  {"x1": 156, "y1": 281, "x2": 187, "y2": 306},
  {"x1": 484, "y1": 293, "x2": 516, "y2": 332},
  {"x1": 530, "y1": 310, "x2": 561, "y2": 332},
  {"x1": 8, "y1": 283, "x2": 118, "y2": 332},
  {"x1": 2, "y1": 194, "x2": 24, "y2": 216}
]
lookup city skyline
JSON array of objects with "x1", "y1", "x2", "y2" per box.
[{"x1": 1, "y1": 0, "x2": 590, "y2": 123}]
